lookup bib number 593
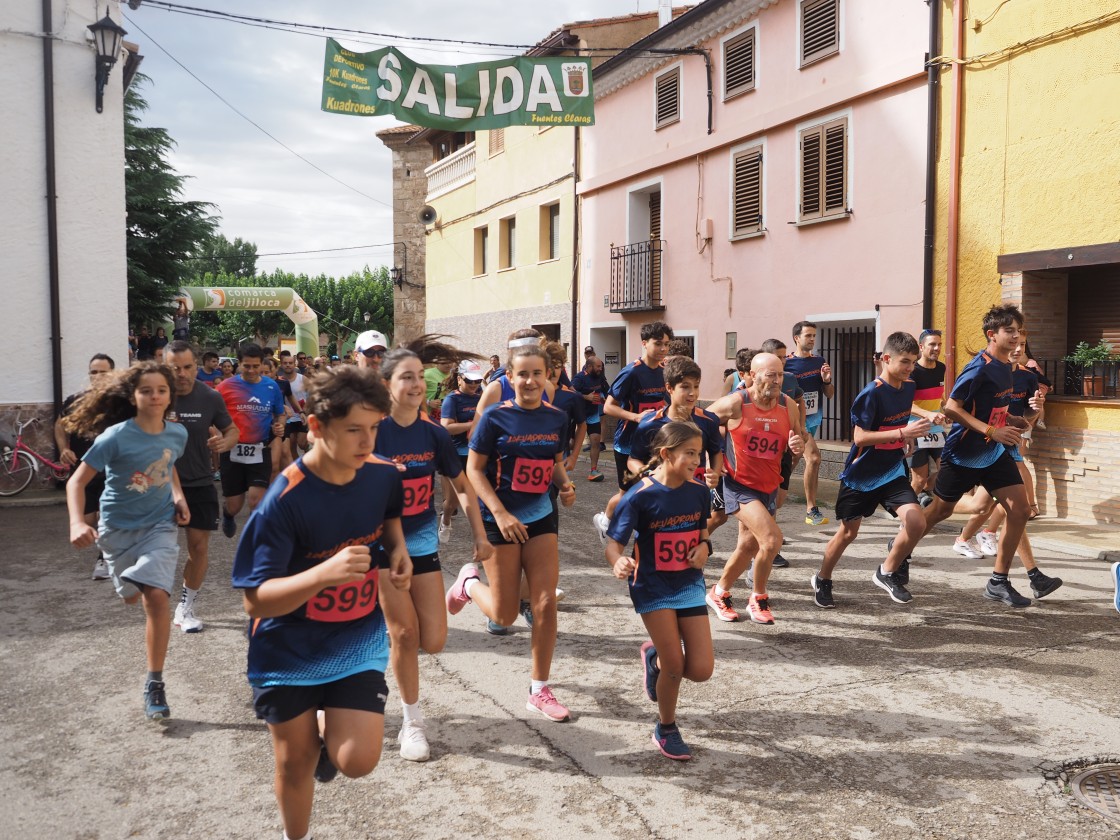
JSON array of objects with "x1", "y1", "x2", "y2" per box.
[{"x1": 511, "y1": 457, "x2": 553, "y2": 494}]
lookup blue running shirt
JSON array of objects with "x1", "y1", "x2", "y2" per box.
[
  {"x1": 629, "y1": 407, "x2": 723, "y2": 472},
  {"x1": 440, "y1": 390, "x2": 482, "y2": 455},
  {"x1": 231, "y1": 456, "x2": 402, "y2": 687},
  {"x1": 217, "y1": 375, "x2": 285, "y2": 444},
  {"x1": 608, "y1": 358, "x2": 666, "y2": 454},
  {"x1": 550, "y1": 385, "x2": 587, "y2": 456},
  {"x1": 943, "y1": 351, "x2": 1013, "y2": 469},
  {"x1": 839, "y1": 378, "x2": 915, "y2": 491},
  {"x1": 785, "y1": 353, "x2": 827, "y2": 424}
]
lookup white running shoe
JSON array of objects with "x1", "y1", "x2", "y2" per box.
[
  {"x1": 952, "y1": 537, "x2": 984, "y2": 560},
  {"x1": 91, "y1": 555, "x2": 110, "y2": 581},
  {"x1": 555, "y1": 587, "x2": 566, "y2": 603},
  {"x1": 975, "y1": 530, "x2": 998, "y2": 557},
  {"x1": 398, "y1": 720, "x2": 430, "y2": 762},
  {"x1": 593, "y1": 512, "x2": 610, "y2": 545},
  {"x1": 174, "y1": 602, "x2": 204, "y2": 633},
  {"x1": 438, "y1": 521, "x2": 451, "y2": 545}
]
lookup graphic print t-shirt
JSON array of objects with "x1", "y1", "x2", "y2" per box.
[{"x1": 218, "y1": 375, "x2": 285, "y2": 444}]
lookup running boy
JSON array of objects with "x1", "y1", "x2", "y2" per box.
[{"x1": 786, "y1": 321, "x2": 833, "y2": 525}]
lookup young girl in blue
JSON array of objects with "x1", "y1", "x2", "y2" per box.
[
  {"x1": 374, "y1": 340, "x2": 492, "y2": 762},
  {"x1": 438, "y1": 359, "x2": 486, "y2": 540},
  {"x1": 605, "y1": 421, "x2": 714, "y2": 761},
  {"x1": 446, "y1": 343, "x2": 576, "y2": 722},
  {"x1": 65, "y1": 362, "x2": 190, "y2": 722}
]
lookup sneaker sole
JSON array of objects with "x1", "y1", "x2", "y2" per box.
[
  {"x1": 747, "y1": 612, "x2": 775, "y2": 625},
  {"x1": 871, "y1": 571, "x2": 912, "y2": 604},
  {"x1": 146, "y1": 709, "x2": 170, "y2": 722},
  {"x1": 704, "y1": 594, "x2": 739, "y2": 622},
  {"x1": 809, "y1": 575, "x2": 835, "y2": 609},
  {"x1": 1112, "y1": 562, "x2": 1120, "y2": 614},
  {"x1": 952, "y1": 546, "x2": 983, "y2": 560},
  {"x1": 485, "y1": 623, "x2": 510, "y2": 636},
  {"x1": 651, "y1": 733, "x2": 692, "y2": 761},
  {"x1": 399, "y1": 744, "x2": 431, "y2": 762},
  {"x1": 983, "y1": 589, "x2": 1032, "y2": 608},
  {"x1": 1031, "y1": 579, "x2": 1063, "y2": 599},
  {"x1": 525, "y1": 701, "x2": 570, "y2": 722}
]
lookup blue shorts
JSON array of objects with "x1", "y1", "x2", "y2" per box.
[
  {"x1": 97, "y1": 520, "x2": 179, "y2": 599},
  {"x1": 722, "y1": 475, "x2": 777, "y2": 516},
  {"x1": 805, "y1": 414, "x2": 823, "y2": 437},
  {"x1": 1008, "y1": 445, "x2": 1023, "y2": 463}
]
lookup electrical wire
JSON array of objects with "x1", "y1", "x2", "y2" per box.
[{"x1": 929, "y1": 9, "x2": 1119, "y2": 67}]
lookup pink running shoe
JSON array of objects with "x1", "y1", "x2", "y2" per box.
[
  {"x1": 526, "y1": 686, "x2": 570, "y2": 721},
  {"x1": 445, "y1": 563, "x2": 479, "y2": 615}
]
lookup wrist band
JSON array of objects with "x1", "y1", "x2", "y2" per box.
[{"x1": 898, "y1": 427, "x2": 905, "y2": 442}]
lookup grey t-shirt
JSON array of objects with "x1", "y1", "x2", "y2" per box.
[{"x1": 171, "y1": 381, "x2": 233, "y2": 486}]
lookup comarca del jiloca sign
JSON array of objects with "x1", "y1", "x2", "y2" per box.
[{"x1": 321, "y1": 39, "x2": 594, "y2": 130}]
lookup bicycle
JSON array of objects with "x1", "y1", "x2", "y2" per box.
[{"x1": 0, "y1": 417, "x2": 72, "y2": 497}]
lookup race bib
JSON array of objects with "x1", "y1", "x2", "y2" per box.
[
  {"x1": 989, "y1": 406, "x2": 1008, "y2": 428},
  {"x1": 917, "y1": 431, "x2": 946, "y2": 449},
  {"x1": 305, "y1": 567, "x2": 379, "y2": 623},
  {"x1": 510, "y1": 457, "x2": 553, "y2": 493},
  {"x1": 804, "y1": 391, "x2": 819, "y2": 416},
  {"x1": 654, "y1": 529, "x2": 698, "y2": 572},
  {"x1": 401, "y1": 476, "x2": 432, "y2": 517},
  {"x1": 230, "y1": 442, "x2": 263, "y2": 464},
  {"x1": 875, "y1": 424, "x2": 907, "y2": 451},
  {"x1": 744, "y1": 429, "x2": 782, "y2": 460},
  {"x1": 637, "y1": 401, "x2": 662, "y2": 414}
]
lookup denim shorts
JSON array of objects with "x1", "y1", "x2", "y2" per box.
[{"x1": 98, "y1": 520, "x2": 179, "y2": 599}]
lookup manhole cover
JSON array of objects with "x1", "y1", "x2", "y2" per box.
[{"x1": 1072, "y1": 764, "x2": 1120, "y2": 824}]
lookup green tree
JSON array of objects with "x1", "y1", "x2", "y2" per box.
[
  {"x1": 125, "y1": 78, "x2": 218, "y2": 326},
  {"x1": 188, "y1": 233, "x2": 258, "y2": 280}
]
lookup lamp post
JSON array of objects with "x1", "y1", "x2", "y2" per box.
[
  {"x1": 389, "y1": 242, "x2": 409, "y2": 290},
  {"x1": 87, "y1": 7, "x2": 127, "y2": 113}
]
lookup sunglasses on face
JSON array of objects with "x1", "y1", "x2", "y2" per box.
[{"x1": 361, "y1": 347, "x2": 386, "y2": 359}]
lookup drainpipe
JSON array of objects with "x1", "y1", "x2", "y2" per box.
[
  {"x1": 944, "y1": 0, "x2": 965, "y2": 391},
  {"x1": 570, "y1": 125, "x2": 580, "y2": 371},
  {"x1": 43, "y1": 0, "x2": 64, "y2": 417},
  {"x1": 921, "y1": 0, "x2": 941, "y2": 332}
]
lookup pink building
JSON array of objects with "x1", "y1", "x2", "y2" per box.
[{"x1": 579, "y1": 0, "x2": 930, "y2": 440}]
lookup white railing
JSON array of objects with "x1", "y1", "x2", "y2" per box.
[{"x1": 425, "y1": 142, "x2": 476, "y2": 200}]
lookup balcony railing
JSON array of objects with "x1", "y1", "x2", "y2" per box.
[
  {"x1": 609, "y1": 239, "x2": 665, "y2": 313},
  {"x1": 1028, "y1": 359, "x2": 1119, "y2": 399},
  {"x1": 425, "y1": 142, "x2": 476, "y2": 201}
]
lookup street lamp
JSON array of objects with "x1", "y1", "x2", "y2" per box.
[
  {"x1": 87, "y1": 7, "x2": 127, "y2": 113},
  {"x1": 389, "y1": 267, "x2": 402, "y2": 289}
]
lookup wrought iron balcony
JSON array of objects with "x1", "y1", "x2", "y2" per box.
[{"x1": 609, "y1": 239, "x2": 665, "y2": 313}]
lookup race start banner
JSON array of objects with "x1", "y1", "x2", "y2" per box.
[{"x1": 321, "y1": 39, "x2": 594, "y2": 129}]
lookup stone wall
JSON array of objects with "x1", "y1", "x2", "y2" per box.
[
  {"x1": 377, "y1": 128, "x2": 430, "y2": 346},
  {"x1": 428, "y1": 302, "x2": 573, "y2": 358}
]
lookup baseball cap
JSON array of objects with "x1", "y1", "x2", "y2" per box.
[
  {"x1": 355, "y1": 330, "x2": 389, "y2": 353},
  {"x1": 584, "y1": 345, "x2": 595, "y2": 354},
  {"x1": 458, "y1": 360, "x2": 485, "y2": 381}
]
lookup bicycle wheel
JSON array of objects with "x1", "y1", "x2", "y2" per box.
[{"x1": 0, "y1": 450, "x2": 36, "y2": 496}]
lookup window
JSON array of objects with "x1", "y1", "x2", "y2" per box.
[
  {"x1": 800, "y1": 0, "x2": 840, "y2": 67},
  {"x1": 799, "y1": 117, "x2": 847, "y2": 222},
  {"x1": 474, "y1": 225, "x2": 488, "y2": 275},
  {"x1": 539, "y1": 203, "x2": 561, "y2": 261},
  {"x1": 654, "y1": 66, "x2": 680, "y2": 129},
  {"x1": 488, "y1": 127, "x2": 504, "y2": 157},
  {"x1": 499, "y1": 216, "x2": 516, "y2": 270},
  {"x1": 723, "y1": 27, "x2": 756, "y2": 99},
  {"x1": 731, "y1": 145, "x2": 763, "y2": 237}
]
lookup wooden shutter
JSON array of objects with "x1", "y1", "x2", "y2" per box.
[
  {"x1": 800, "y1": 127, "x2": 823, "y2": 221},
  {"x1": 655, "y1": 68, "x2": 680, "y2": 128},
  {"x1": 733, "y1": 146, "x2": 763, "y2": 236},
  {"x1": 801, "y1": 0, "x2": 840, "y2": 67},
  {"x1": 549, "y1": 203, "x2": 561, "y2": 260},
  {"x1": 649, "y1": 191, "x2": 662, "y2": 239},
  {"x1": 507, "y1": 217, "x2": 516, "y2": 267},
  {"x1": 800, "y1": 118, "x2": 846, "y2": 221},
  {"x1": 724, "y1": 29, "x2": 756, "y2": 98},
  {"x1": 489, "y1": 128, "x2": 504, "y2": 156},
  {"x1": 649, "y1": 191, "x2": 662, "y2": 299}
]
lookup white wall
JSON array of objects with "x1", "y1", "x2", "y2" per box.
[{"x1": 1, "y1": 0, "x2": 129, "y2": 404}]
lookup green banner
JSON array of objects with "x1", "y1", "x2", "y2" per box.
[
  {"x1": 178, "y1": 287, "x2": 320, "y2": 358},
  {"x1": 321, "y1": 39, "x2": 594, "y2": 129}
]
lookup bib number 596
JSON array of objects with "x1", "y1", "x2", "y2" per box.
[{"x1": 654, "y1": 529, "x2": 699, "y2": 572}]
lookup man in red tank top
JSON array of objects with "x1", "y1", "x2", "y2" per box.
[{"x1": 705, "y1": 354, "x2": 804, "y2": 624}]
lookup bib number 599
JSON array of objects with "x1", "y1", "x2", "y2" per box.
[{"x1": 306, "y1": 568, "x2": 379, "y2": 622}]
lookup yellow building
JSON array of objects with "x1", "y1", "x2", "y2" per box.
[{"x1": 932, "y1": 1, "x2": 1120, "y2": 524}]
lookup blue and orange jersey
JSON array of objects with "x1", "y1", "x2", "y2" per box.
[
  {"x1": 608, "y1": 357, "x2": 666, "y2": 454},
  {"x1": 630, "y1": 406, "x2": 722, "y2": 473},
  {"x1": 441, "y1": 390, "x2": 482, "y2": 454},
  {"x1": 724, "y1": 393, "x2": 791, "y2": 493},
  {"x1": 550, "y1": 384, "x2": 587, "y2": 456},
  {"x1": 943, "y1": 351, "x2": 1013, "y2": 468},
  {"x1": 374, "y1": 411, "x2": 461, "y2": 557},
  {"x1": 1010, "y1": 366, "x2": 1039, "y2": 418},
  {"x1": 839, "y1": 377, "x2": 915, "y2": 491},
  {"x1": 785, "y1": 353, "x2": 827, "y2": 396},
  {"x1": 231, "y1": 455, "x2": 402, "y2": 687},
  {"x1": 217, "y1": 374, "x2": 285, "y2": 444}
]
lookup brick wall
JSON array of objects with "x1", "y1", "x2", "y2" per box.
[
  {"x1": 1027, "y1": 427, "x2": 1120, "y2": 525},
  {"x1": 428, "y1": 302, "x2": 572, "y2": 359},
  {"x1": 1007, "y1": 270, "x2": 1068, "y2": 361}
]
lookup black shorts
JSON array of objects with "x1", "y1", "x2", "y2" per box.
[
  {"x1": 780, "y1": 450, "x2": 793, "y2": 491},
  {"x1": 181, "y1": 483, "x2": 219, "y2": 531},
  {"x1": 586, "y1": 421, "x2": 602, "y2": 436},
  {"x1": 411, "y1": 552, "x2": 441, "y2": 576},
  {"x1": 457, "y1": 451, "x2": 470, "y2": 470},
  {"x1": 614, "y1": 450, "x2": 631, "y2": 489},
  {"x1": 283, "y1": 421, "x2": 308, "y2": 440},
  {"x1": 934, "y1": 452, "x2": 1024, "y2": 504},
  {"x1": 83, "y1": 472, "x2": 106, "y2": 516},
  {"x1": 676, "y1": 605, "x2": 707, "y2": 619},
  {"x1": 483, "y1": 512, "x2": 558, "y2": 546},
  {"x1": 910, "y1": 446, "x2": 942, "y2": 470},
  {"x1": 835, "y1": 475, "x2": 918, "y2": 521},
  {"x1": 220, "y1": 449, "x2": 272, "y2": 498},
  {"x1": 251, "y1": 669, "x2": 388, "y2": 725}
]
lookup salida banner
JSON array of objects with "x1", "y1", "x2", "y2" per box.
[{"x1": 321, "y1": 38, "x2": 594, "y2": 129}]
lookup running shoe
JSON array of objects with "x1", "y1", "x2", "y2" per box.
[
  {"x1": 221, "y1": 508, "x2": 236, "y2": 539},
  {"x1": 398, "y1": 720, "x2": 430, "y2": 762},
  {"x1": 519, "y1": 599, "x2": 534, "y2": 628},
  {"x1": 983, "y1": 578, "x2": 1031, "y2": 608},
  {"x1": 872, "y1": 566, "x2": 913, "y2": 603},
  {"x1": 437, "y1": 521, "x2": 452, "y2": 545},
  {"x1": 593, "y1": 512, "x2": 610, "y2": 545},
  {"x1": 555, "y1": 587, "x2": 566, "y2": 603},
  {"x1": 91, "y1": 554, "x2": 110, "y2": 581},
  {"x1": 173, "y1": 601, "x2": 204, "y2": 633},
  {"x1": 212, "y1": 470, "x2": 220, "y2": 483},
  {"x1": 886, "y1": 537, "x2": 914, "y2": 564},
  {"x1": 314, "y1": 739, "x2": 338, "y2": 783},
  {"x1": 746, "y1": 592, "x2": 775, "y2": 625},
  {"x1": 917, "y1": 491, "x2": 933, "y2": 508},
  {"x1": 805, "y1": 507, "x2": 829, "y2": 526},
  {"x1": 705, "y1": 585, "x2": 740, "y2": 622},
  {"x1": 772, "y1": 553, "x2": 790, "y2": 568},
  {"x1": 485, "y1": 619, "x2": 510, "y2": 636},
  {"x1": 143, "y1": 680, "x2": 170, "y2": 722},
  {"x1": 587, "y1": 469, "x2": 604, "y2": 482},
  {"x1": 898, "y1": 558, "x2": 911, "y2": 586},
  {"x1": 952, "y1": 537, "x2": 984, "y2": 560},
  {"x1": 975, "y1": 530, "x2": 998, "y2": 557},
  {"x1": 1029, "y1": 572, "x2": 1063, "y2": 599},
  {"x1": 526, "y1": 686, "x2": 570, "y2": 721},
  {"x1": 652, "y1": 722, "x2": 692, "y2": 761},
  {"x1": 1112, "y1": 562, "x2": 1120, "y2": 614},
  {"x1": 810, "y1": 574, "x2": 835, "y2": 609},
  {"x1": 445, "y1": 562, "x2": 479, "y2": 615},
  {"x1": 640, "y1": 641, "x2": 659, "y2": 702}
]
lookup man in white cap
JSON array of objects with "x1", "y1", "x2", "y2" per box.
[{"x1": 355, "y1": 329, "x2": 389, "y2": 371}]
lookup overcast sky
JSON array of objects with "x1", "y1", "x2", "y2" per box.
[{"x1": 124, "y1": 0, "x2": 667, "y2": 279}]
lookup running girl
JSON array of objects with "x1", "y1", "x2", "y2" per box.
[
  {"x1": 446, "y1": 343, "x2": 576, "y2": 721},
  {"x1": 232, "y1": 366, "x2": 410, "y2": 840},
  {"x1": 438, "y1": 360, "x2": 487, "y2": 542},
  {"x1": 65, "y1": 362, "x2": 190, "y2": 721},
  {"x1": 605, "y1": 421, "x2": 713, "y2": 760},
  {"x1": 375, "y1": 341, "x2": 493, "y2": 762}
]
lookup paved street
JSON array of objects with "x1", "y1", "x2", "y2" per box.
[{"x1": 2, "y1": 480, "x2": 1119, "y2": 839}]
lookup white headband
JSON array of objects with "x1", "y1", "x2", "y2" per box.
[{"x1": 508, "y1": 337, "x2": 539, "y2": 348}]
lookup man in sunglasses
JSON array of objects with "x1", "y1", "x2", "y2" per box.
[{"x1": 355, "y1": 330, "x2": 389, "y2": 372}]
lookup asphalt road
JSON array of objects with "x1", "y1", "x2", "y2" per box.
[{"x1": 2, "y1": 478, "x2": 1119, "y2": 839}]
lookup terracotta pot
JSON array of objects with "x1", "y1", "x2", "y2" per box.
[{"x1": 1082, "y1": 375, "x2": 1105, "y2": 397}]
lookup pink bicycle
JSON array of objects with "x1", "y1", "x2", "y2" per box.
[{"x1": 0, "y1": 417, "x2": 72, "y2": 497}]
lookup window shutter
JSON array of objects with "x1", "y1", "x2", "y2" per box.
[
  {"x1": 724, "y1": 29, "x2": 756, "y2": 98},
  {"x1": 823, "y1": 119, "x2": 847, "y2": 215},
  {"x1": 649, "y1": 191, "x2": 662, "y2": 239},
  {"x1": 549, "y1": 204, "x2": 561, "y2": 260},
  {"x1": 801, "y1": 0, "x2": 840, "y2": 67},
  {"x1": 733, "y1": 147, "x2": 763, "y2": 236},
  {"x1": 507, "y1": 217, "x2": 516, "y2": 266},
  {"x1": 489, "y1": 127, "x2": 504, "y2": 156},
  {"x1": 800, "y1": 127, "x2": 822, "y2": 221},
  {"x1": 655, "y1": 69, "x2": 680, "y2": 128}
]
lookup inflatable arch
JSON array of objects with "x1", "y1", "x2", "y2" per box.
[{"x1": 178, "y1": 286, "x2": 320, "y2": 358}]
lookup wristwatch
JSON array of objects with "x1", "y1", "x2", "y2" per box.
[{"x1": 699, "y1": 538, "x2": 713, "y2": 555}]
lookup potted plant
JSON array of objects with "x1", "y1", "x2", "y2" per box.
[{"x1": 1064, "y1": 340, "x2": 1117, "y2": 397}]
